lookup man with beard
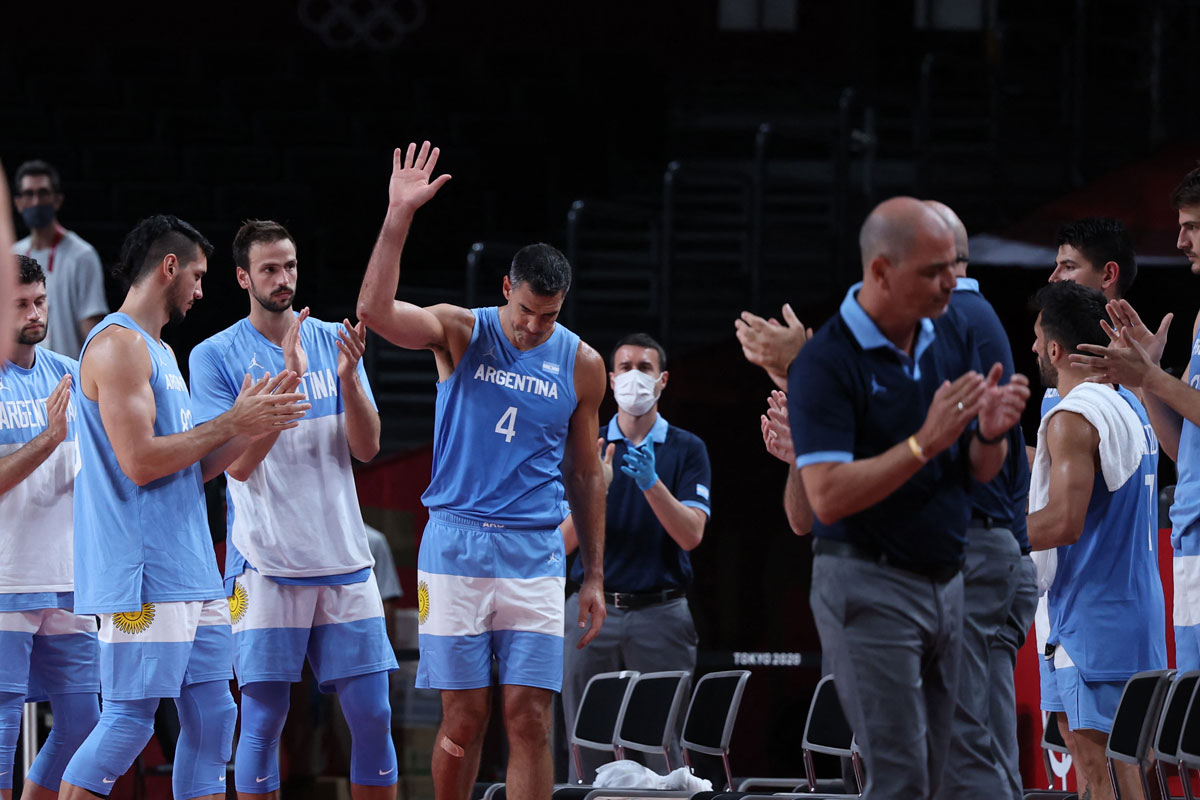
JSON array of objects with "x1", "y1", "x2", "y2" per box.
[
  {"x1": 1062, "y1": 168, "x2": 1200, "y2": 677},
  {"x1": 59, "y1": 215, "x2": 309, "y2": 800},
  {"x1": 0, "y1": 255, "x2": 99, "y2": 800},
  {"x1": 1027, "y1": 281, "x2": 1165, "y2": 800},
  {"x1": 188, "y1": 219, "x2": 396, "y2": 800}
]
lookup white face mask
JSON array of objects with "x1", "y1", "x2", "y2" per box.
[{"x1": 613, "y1": 370, "x2": 662, "y2": 416}]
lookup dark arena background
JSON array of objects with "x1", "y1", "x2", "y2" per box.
[{"x1": 5, "y1": 0, "x2": 1200, "y2": 796}]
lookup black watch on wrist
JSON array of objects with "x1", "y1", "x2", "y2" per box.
[{"x1": 975, "y1": 428, "x2": 1006, "y2": 446}]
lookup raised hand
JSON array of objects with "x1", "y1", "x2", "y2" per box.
[
  {"x1": 282, "y1": 307, "x2": 309, "y2": 378},
  {"x1": 229, "y1": 371, "x2": 311, "y2": 439},
  {"x1": 388, "y1": 141, "x2": 452, "y2": 212},
  {"x1": 915, "y1": 370, "x2": 987, "y2": 457},
  {"x1": 761, "y1": 389, "x2": 795, "y2": 464},
  {"x1": 1071, "y1": 327, "x2": 1157, "y2": 388},
  {"x1": 735, "y1": 304, "x2": 813, "y2": 391},
  {"x1": 978, "y1": 368, "x2": 1030, "y2": 441},
  {"x1": 1105, "y1": 299, "x2": 1172, "y2": 364},
  {"x1": 597, "y1": 438, "x2": 615, "y2": 490},
  {"x1": 40, "y1": 374, "x2": 72, "y2": 447},
  {"x1": 620, "y1": 442, "x2": 659, "y2": 491},
  {"x1": 336, "y1": 318, "x2": 367, "y2": 382}
]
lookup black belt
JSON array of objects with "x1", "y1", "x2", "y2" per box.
[
  {"x1": 604, "y1": 588, "x2": 687, "y2": 610},
  {"x1": 969, "y1": 515, "x2": 1032, "y2": 555},
  {"x1": 813, "y1": 538, "x2": 961, "y2": 583}
]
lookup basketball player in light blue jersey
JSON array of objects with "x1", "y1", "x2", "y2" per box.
[
  {"x1": 357, "y1": 142, "x2": 608, "y2": 800},
  {"x1": 189, "y1": 219, "x2": 398, "y2": 800},
  {"x1": 59, "y1": 215, "x2": 310, "y2": 800},
  {"x1": 1028, "y1": 281, "x2": 1166, "y2": 800},
  {"x1": 0, "y1": 256, "x2": 98, "y2": 800},
  {"x1": 1067, "y1": 167, "x2": 1200, "y2": 677}
]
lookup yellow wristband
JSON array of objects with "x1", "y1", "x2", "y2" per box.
[{"x1": 907, "y1": 435, "x2": 928, "y2": 464}]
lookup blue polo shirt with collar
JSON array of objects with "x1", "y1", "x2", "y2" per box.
[
  {"x1": 567, "y1": 413, "x2": 712, "y2": 593},
  {"x1": 789, "y1": 283, "x2": 976, "y2": 568},
  {"x1": 943, "y1": 277, "x2": 1032, "y2": 553}
]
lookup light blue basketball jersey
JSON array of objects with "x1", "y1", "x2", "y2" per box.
[
  {"x1": 1170, "y1": 329, "x2": 1200, "y2": 553},
  {"x1": 1047, "y1": 387, "x2": 1166, "y2": 680},
  {"x1": 421, "y1": 306, "x2": 579, "y2": 529},
  {"x1": 188, "y1": 316, "x2": 376, "y2": 588},
  {"x1": 0, "y1": 347, "x2": 79, "y2": 611},
  {"x1": 73, "y1": 313, "x2": 224, "y2": 614}
]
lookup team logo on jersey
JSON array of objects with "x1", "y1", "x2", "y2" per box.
[
  {"x1": 229, "y1": 581, "x2": 248, "y2": 624},
  {"x1": 481, "y1": 345, "x2": 497, "y2": 361},
  {"x1": 0, "y1": 376, "x2": 9, "y2": 392},
  {"x1": 547, "y1": 551, "x2": 561, "y2": 565},
  {"x1": 542, "y1": 361, "x2": 560, "y2": 375},
  {"x1": 248, "y1": 353, "x2": 264, "y2": 372},
  {"x1": 112, "y1": 603, "x2": 156, "y2": 635},
  {"x1": 417, "y1": 581, "x2": 430, "y2": 625},
  {"x1": 869, "y1": 375, "x2": 886, "y2": 396}
]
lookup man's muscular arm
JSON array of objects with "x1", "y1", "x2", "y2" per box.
[
  {"x1": 84, "y1": 327, "x2": 309, "y2": 486},
  {"x1": 0, "y1": 374, "x2": 71, "y2": 495},
  {"x1": 355, "y1": 142, "x2": 471, "y2": 380},
  {"x1": 1026, "y1": 412, "x2": 1099, "y2": 550},
  {"x1": 562, "y1": 342, "x2": 607, "y2": 648}
]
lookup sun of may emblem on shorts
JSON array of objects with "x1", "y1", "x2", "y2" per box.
[
  {"x1": 229, "y1": 581, "x2": 248, "y2": 624},
  {"x1": 112, "y1": 603, "x2": 156, "y2": 635},
  {"x1": 417, "y1": 580, "x2": 430, "y2": 625}
]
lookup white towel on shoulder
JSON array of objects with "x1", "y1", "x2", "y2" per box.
[{"x1": 1028, "y1": 383, "x2": 1146, "y2": 594}]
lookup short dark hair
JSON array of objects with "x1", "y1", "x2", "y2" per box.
[
  {"x1": 232, "y1": 219, "x2": 296, "y2": 270},
  {"x1": 1172, "y1": 164, "x2": 1200, "y2": 210},
  {"x1": 13, "y1": 159, "x2": 62, "y2": 195},
  {"x1": 1033, "y1": 281, "x2": 1108, "y2": 355},
  {"x1": 509, "y1": 243, "x2": 571, "y2": 296},
  {"x1": 610, "y1": 333, "x2": 667, "y2": 371},
  {"x1": 15, "y1": 254, "x2": 45, "y2": 286},
  {"x1": 1054, "y1": 217, "x2": 1138, "y2": 297},
  {"x1": 114, "y1": 215, "x2": 213, "y2": 287}
]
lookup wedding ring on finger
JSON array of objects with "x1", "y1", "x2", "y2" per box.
[{"x1": 956, "y1": 401, "x2": 964, "y2": 412}]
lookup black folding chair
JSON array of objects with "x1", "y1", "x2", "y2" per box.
[
  {"x1": 572, "y1": 670, "x2": 642, "y2": 782},
  {"x1": 614, "y1": 671, "x2": 692, "y2": 772},
  {"x1": 1153, "y1": 670, "x2": 1200, "y2": 800},
  {"x1": 735, "y1": 674, "x2": 859, "y2": 796},
  {"x1": 1104, "y1": 669, "x2": 1173, "y2": 800}
]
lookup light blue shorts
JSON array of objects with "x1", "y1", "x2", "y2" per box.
[
  {"x1": 0, "y1": 608, "x2": 99, "y2": 701},
  {"x1": 1045, "y1": 659, "x2": 1125, "y2": 734},
  {"x1": 230, "y1": 568, "x2": 397, "y2": 691},
  {"x1": 415, "y1": 512, "x2": 565, "y2": 692},
  {"x1": 99, "y1": 598, "x2": 232, "y2": 700}
]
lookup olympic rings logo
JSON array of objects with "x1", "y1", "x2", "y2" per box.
[{"x1": 298, "y1": 0, "x2": 427, "y2": 50}]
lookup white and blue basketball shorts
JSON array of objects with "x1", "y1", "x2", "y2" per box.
[
  {"x1": 98, "y1": 599, "x2": 232, "y2": 701},
  {"x1": 0, "y1": 609, "x2": 99, "y2": 701},
  {"x1": 1043, "y1": 643, "x2": 1125, "y2": 734},
  {"x1": 1174, "y1": 544, "x2": 1200, "y2": 672},
  {"x1": 415, "y1": 512, "x2": 566, "y2": 692},
  {"x1": 229, "y1": 568, "x2": 397, "y2": 691}
]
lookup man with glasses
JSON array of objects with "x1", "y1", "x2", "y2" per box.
[{"x1": 11, "y1": 160, "x2": 107, "y2": 358}]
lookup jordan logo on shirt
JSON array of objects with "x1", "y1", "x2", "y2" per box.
[
  {"x1": 0, "y1": 376, "x2": 8, "y2": 393},
  {"x1": 481, "y1": 345, "x2": 497, "y2": 361},
  {"x1": 547, "y1": 552, "x2": 561, "y2": 565},
  {"x1": 870, "y1": 375, "x2": 886, "y2": 396},
  {"x1": 248, "y1": 353, "x2": 264, "y2": 371}
]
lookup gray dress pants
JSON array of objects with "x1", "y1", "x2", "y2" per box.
[
  {"x1": 562, "y1": 593, "x2": 698, "y2": 783},
  {"x1": 810, "y1": 553, "x2": 964, "y2": 800}
]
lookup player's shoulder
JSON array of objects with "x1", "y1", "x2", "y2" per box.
[
  {"x1": 573, "y1": 336, "x2": 603, "y2": 369},
  {"x1": 36, "y1": 346, "x2": 79, "y2": 377},
  {"x1": 192, "y1": 320, "x2": 250, "y2": 363}
]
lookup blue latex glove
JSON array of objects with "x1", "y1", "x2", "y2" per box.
[{"x1": 620, "y1": 442, "x2": 659, "y2": 491}]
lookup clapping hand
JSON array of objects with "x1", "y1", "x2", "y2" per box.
[
  {"x1": 620, "y1": 442, "x2": 659, "y2": 491},
  {"x1": 735, "y1": 304, "x2": 813, "y2": 391},
  {"x1": 761, "y1": 389, "x2": 794, "y2": 464}
]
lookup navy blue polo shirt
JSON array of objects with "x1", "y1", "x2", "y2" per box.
[
  {"x1": 944, "y1": 277, "x2": 1031, "y2": 552},
  {"x1": 789, "y1": 283, "x2": 976, "y2": 568},
  {"x1": 567, "y1": 414, "x2": 712, "y2": 592}
]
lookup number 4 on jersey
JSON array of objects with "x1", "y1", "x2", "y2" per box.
[{"x1": 495, "y1": 406, "x2": 518, "y2": 443}]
